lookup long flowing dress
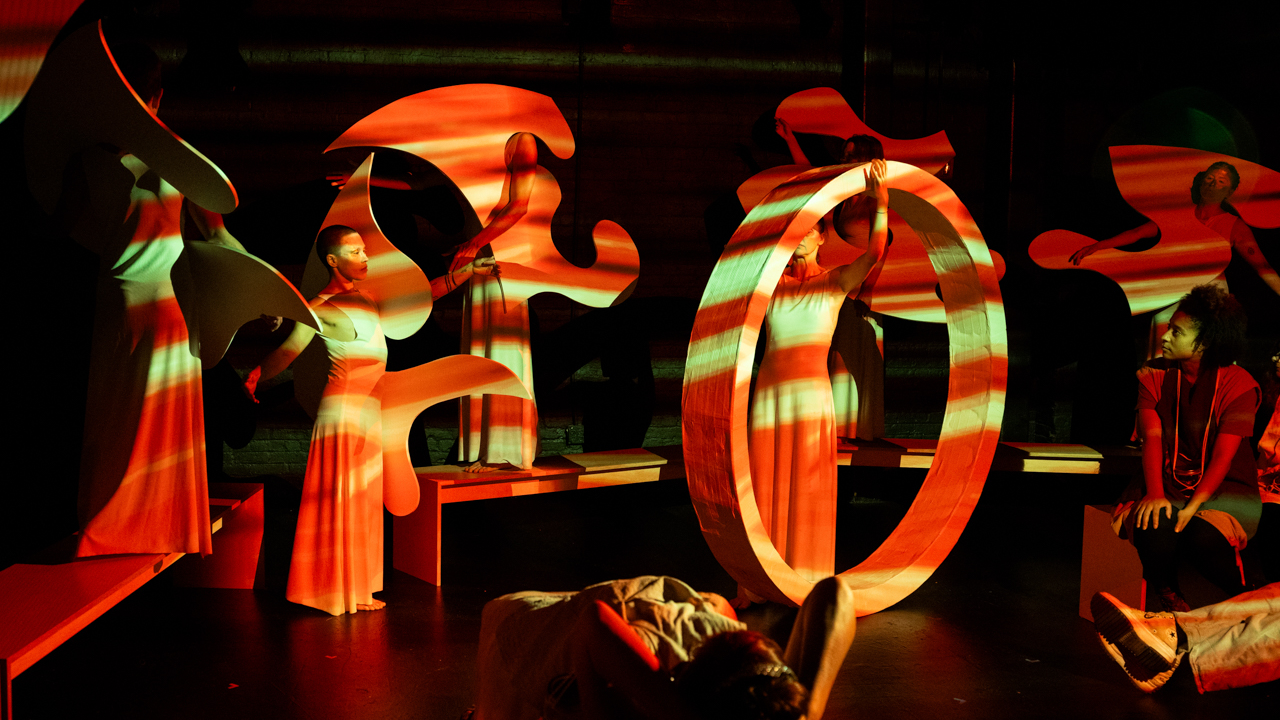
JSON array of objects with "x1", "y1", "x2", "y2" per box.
[
  {"x1": 287, "y1": 290, "x2": 387, "y2": 615},
  {"x1": 750, "y1": 269, "x2": 847, "y2": 581},
  {"x1": 460, "y1": 272, "x2": 537, "y2": 469},
  {"x1": 77, "y1": 153, "x2": 210, "y2": 557}
]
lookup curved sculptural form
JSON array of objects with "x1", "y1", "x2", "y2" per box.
[
  {"x1": 25, "y1": 22, "x2": 316, "y2": 557},
  {"x1": 326, "y1": 84, "x2": 640, "y2": 469},
  {"x1": 683, "y1": 161, "x2": 1006, "y2": 612},
  {"x1": 1029, "y1": 146, "x2": 1280, "y2": 316}
]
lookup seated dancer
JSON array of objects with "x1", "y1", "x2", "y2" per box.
[
  {"x1": 475, "y1": 575, "x2": 856, "y2": 720},
  {"x1": 1112, "y1": 285, "x2": 1260, "y2": 611},
  {"x1": 1091, "y1": 585, "x2": 1280, "y2": 693},
  {"x1": 244, "y1": 225, "x2": 498, "y2": 614}
]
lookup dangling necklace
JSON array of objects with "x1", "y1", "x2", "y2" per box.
[{"x1": 1170, "y1": 365, "x2": 1221, "y2": 493}]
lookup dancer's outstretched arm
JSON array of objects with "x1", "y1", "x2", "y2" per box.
[{"x1": 448, "y1": 131, "x2": 538, "y2": 273}]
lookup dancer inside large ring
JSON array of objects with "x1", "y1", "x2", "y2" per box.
[{"x1": 746, "y1": 159, "x2": 890, "y2": 596}]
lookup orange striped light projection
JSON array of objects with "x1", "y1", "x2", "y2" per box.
[
  {"x1": 326, "y1": 85, "x2": 640, "y2": 469},
  {"x1": 683, "y1": 162, "x2": 1006, "y2": 612},
  {"x1": 0, "y1": 0, "x2": 82, "y2": 122},
  {"x1": 23, "y1": 21, "x2": 316, "y2": 558},
  {"x1": 283, "y1": 154, "x2": 530, "y2": 614},
  {"x1": 1029, "y1": 146, "x2": 1280, "y2": 315},
  {"x1": 775, "y1": 87, "x2": 955, "y2": 175}
]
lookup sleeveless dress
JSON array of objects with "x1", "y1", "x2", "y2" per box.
[
  {"x1": 750, "y1": 269, "x2": 847, "y2": 581},
  {"x1": 77, "y1": 154, "x2": 210, "y2": 557},
  {"x1": 286, "y1": 290, "x2": 388, "y2": 615}
]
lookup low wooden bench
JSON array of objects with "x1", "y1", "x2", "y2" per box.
[
  {"x1": 838, "y1": 438, "x2": 1143, "y2": 475},
  {"x1": 393, "y1": 448, "x2": 681, "y2": 585},
  {"x1": 0, "y1": 482, "x2": 265, "y2": 720}
]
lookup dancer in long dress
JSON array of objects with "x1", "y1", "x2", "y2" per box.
[
  {"x1": 68, "y1": 42, "x2": 249, "y2": 557},
  {"x1": 748, "y1": 160, "x2": 890, "y2": 587},
  {"x1": 776, "y1": 119, "x2": 889, "y2": 440},
  {"x1": 245, "y1": 225, "x2": 498, "y2": 614}
]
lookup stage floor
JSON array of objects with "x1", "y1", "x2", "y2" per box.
[{"x1": 12, "y1": 467, "x2": 1275, "y2": 719}]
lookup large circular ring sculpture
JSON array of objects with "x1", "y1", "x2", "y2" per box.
[{"x1": 682, "y1": 161, "x2": 1006, "y2": 615}]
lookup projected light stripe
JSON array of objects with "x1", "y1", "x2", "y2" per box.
[{"x1": 683, "y1": 161, "x2": 1005, "y2": 613}]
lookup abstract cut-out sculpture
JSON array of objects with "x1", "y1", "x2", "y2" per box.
[
  {"x1": 745, "y1": 88, "x2": 1004, "y2": 443},
  {"x1": 247, "y1": 155, "x2": 529, "y2": 615},
  {"x1": 1029, "y1": 146, "x2": 1280, "y2": 345},
  {"x1": 684, "y1": 161, "x2": 1006, "y2": 612},
  {"x1": 24, "y1": 22, "x2": 318, "y2": 557},
  {"x1": 326, "y1": 84, "x2": 641, "y2": 469}
]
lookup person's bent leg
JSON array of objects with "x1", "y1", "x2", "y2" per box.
[{"x1": 1132, "y1": 519, "x2": 1185, "y2": 609}]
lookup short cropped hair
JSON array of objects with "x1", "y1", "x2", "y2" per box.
[
  {"x1": 316, "y1": 225, "x2": 360, "y2": 263},
  {"x1": 1176, "y1": 284, "x2": 1248, "y2": 368}
]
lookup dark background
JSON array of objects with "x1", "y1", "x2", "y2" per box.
[{"x1": 4, "y1": 0, "x2": 1278, "y2": 567}]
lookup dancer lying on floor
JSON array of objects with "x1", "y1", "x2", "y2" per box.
[
  {"x1": 474, "y1": 575, "x2": 857, "y2": 720},
  {"x1": 1091, "y1": 585, "x2": 1279, "y2": 693}
]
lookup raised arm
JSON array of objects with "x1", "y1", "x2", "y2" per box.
[
  {"x1": 448, "y1": 131, "x2": 538, "y2": 273},
  {"x1": 833, "y1": 159, "x2": 890, "y2": 295},
  {"x1": 783, "y1": 576, "x2": 858, "y2": 720},
  {"x1": 184, "y1": 200, "x2": 247, "y2": 252},
  {"x1": 569, "y1": 601, "x2": 701, "y2": 720},
  {"x1": 775, "y1": 117, "x2": 811, "y2": 167},
  {"x1": 1230, "y1": 221, "x2": 1280, "y2": 296},
  {"x1": 1069, "y1": 221, "x2": 1158, "y2": 265}
]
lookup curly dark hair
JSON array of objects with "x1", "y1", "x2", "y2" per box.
[
  {"x1": 1175, "y1": 284, "x2": 1248, "y2": 368},
  {"x1": 677, "y1": 631, "x2": 808, "y2": 720},
  {"x1": 1190, "y1": 161, "x2": 1241, "y2": 210}
]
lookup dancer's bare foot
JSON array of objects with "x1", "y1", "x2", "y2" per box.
[
  {"x1": 357, "y1": 598, "x2": 387, "y2": 611},
  {"x1": 463, "y1": 461, "x2": 498, "y2": 474},
  {"x1": 731, "y1": 586, "x2": 765, "y2": 610}
]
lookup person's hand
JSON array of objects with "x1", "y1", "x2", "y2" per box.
[
  {"x1": 865, "y1": 158, "x2": 888, "y2": 205},
  {"x1": 1070, "y1": 243, "x2": 1101, "y2": 265},
  {"x1": 259, "y1": 314, "x2": 283, "y2": 332},
  {"x1": 242, "y1": 366, "x2": 262, "y2": 404},
  {"x1": 1174, "y1": 501, "x2": 1201, "y2": 533},
  {"x1": 472, "y1": 256, "x2": 500, "y2": 277},
  {"x1": 775, "y1": 117, "x2": 795, "y2": 141},
  {"x1": 1135, "y1": 494, "x2": 1172, "y2": 530}
]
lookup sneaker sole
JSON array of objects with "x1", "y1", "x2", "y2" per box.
[{"x1": 1091, "y1": 592, "x2": 1178, "y2": 675}]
